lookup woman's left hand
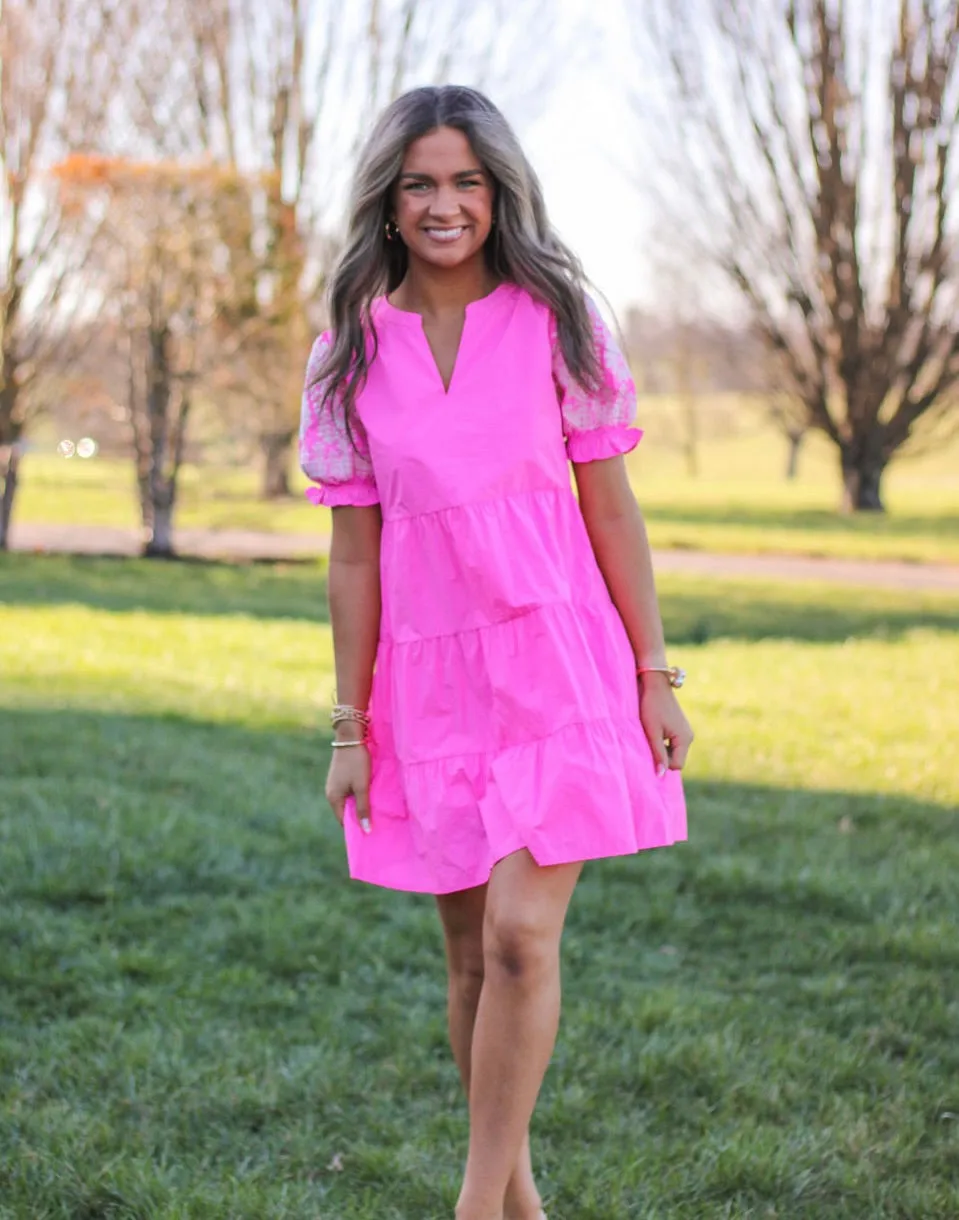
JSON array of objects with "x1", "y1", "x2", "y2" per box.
[{"x1": 638, "y1": 675, "x2": 694, "y2": 776}]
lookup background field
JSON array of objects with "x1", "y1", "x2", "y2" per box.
[
  {"x1": 2, "y1": 554, "x2": 957, "y2": 1219},
  {"x1": 16, "y1": 397, "x2": 959, "y2": 564}
]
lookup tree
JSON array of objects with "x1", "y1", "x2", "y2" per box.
[
  {"x1": 0, "y1": 0, "x2": 111, "y2": 548},
  {"x1": 54, "y1": 156, "x2": 262, "y2": 556},
  {"x1": 630, "y1": 0, "x2": 959, "y2": 511}
]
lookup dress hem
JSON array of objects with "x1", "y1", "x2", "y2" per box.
[{"x1": 346, "y1": 832, "x2": 688, "y2": 896}]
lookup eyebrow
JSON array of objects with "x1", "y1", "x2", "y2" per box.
[{"x1": 399, "y1": 168, "x2": 486, "y2": 181}]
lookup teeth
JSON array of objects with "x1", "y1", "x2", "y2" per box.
[{"x1": 425, "y1": 227, "x2": 465, "y2": 242}]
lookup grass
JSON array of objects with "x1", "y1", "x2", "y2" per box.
[
  {"x1": 1, "y1": 554, "x2": 958, "y2": 1218},
  {"x1": 15, "y1": 397, "x2": 959, "y2": 564}
]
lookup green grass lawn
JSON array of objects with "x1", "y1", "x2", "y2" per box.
[
  {"x1": 15, "y1": 399, "x2": 959, "y2": 564},
  {"x1": 1, "y1": 555, "x2": 958, "y2": 1218}
]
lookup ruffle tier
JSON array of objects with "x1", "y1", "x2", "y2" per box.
[{"x1": 343, "y1": 714, "x2": 685, "y2": 895}]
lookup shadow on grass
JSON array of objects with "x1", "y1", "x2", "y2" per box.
[
  {"x1": 2, "y1": 704, "x2": 958, "y2": 1218},
  {"x1": 0, "y1": 552, "x2": 331, "y2": 623},
  {"x1": 2, "y1": 704, "x2": 957, "y2": 951},
  {"x1": 3, "y1": 552, "x2": 958, "y2": 644}
]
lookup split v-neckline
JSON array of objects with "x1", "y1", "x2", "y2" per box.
[
  {"x1": 422, "y1": 315, "x2": 465, "y2": 394},
  {"x1": 379, "y1": 282, "x2": 511, "y2": 397}
]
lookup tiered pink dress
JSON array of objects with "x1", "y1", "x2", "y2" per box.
[{"x1": 300, "y1": 283, "x2": 686, "y2": 894}]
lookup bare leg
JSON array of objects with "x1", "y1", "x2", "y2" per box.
[
  {"x1": 455, "y1": 850, "x2": 582, "y2": 1220},
  {"x1": 436, "y1": 884, "x2": 544, "y2": 1220}
]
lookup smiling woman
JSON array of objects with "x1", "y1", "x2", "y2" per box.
[{"x1": 298, "y1": 84, "x2": 692, "y2": 1220}]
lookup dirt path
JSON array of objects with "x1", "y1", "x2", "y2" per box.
[{"x1": 8, "y1": 521, "x2": 959, "y2": 592}]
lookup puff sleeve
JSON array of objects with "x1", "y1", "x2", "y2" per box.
[
  {"x1": 550, "y1": 299, "x2": 643, "y2": 463},
  {"x1": 299, "y1": 333, "x2": 379, "y2": 507}
]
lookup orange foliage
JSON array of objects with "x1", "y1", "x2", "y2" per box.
[{"x1": 50, "y1": 153, "x2": 277, "y2": 195}]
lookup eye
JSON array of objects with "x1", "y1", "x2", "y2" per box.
[
  {"x1": 459, "y1": 178, "x2": 483, "y2": 189},
  {"x1": 403, "y1": 181, "x2": 429, "y2": 192}
]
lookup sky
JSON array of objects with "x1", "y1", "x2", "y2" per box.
[{"x1": 518, "y1": 0, "x2": 652, "y2": 315}]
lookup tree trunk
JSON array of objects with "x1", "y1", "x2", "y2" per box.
[
  {"x1": 143, "y1": 500, "x2": 175, "y2": 557},
  {"x1": 0, "y1": 444, "x2": 21, "y2": 551},
  {"x1": 260, "y1": 430, "x2": 294, "y2": 499},
  {"x1": 785, "y1": 430, "x2": 804, "y2": 480},
  {"x1": 840, "y1": 451, "x2": 886, "y2": 513}
]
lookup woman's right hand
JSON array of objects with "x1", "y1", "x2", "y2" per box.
[{"x1": 326, "y1": 735, "x2": 372, "y2": 835}]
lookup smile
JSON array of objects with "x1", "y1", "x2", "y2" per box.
[{"x1": 423, "y1": 227, "x2": 467, "y2": 243}]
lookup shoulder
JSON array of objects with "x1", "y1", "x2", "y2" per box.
[
  {"x1": 538, "y1": 290, "x2": 609, "y2": 343},
  {"x1": 555, "y1": 294, "x2": 631, "y2": 382},
  {"x1": 501, "y1": 285, "x2": 555, "y2": 352},
  {"x1": 305, "y1": 330, "x2": 334, "y2": 380},
  {"x1": 303, "y1": 331, "x2": 345, "y2": 410},
  {"x1": 506, "y1": 282, "x2": 551, "y2": 320}
]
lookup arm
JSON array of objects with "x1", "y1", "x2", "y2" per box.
[
  {"x1": 329, "y1": 504, "x2": 382, "y2": 718},
  {"x1": 326, "y1": 503, "x2": 382, "y2": 831},
  {"x1": 574, "y1": 455, "x2": 693, "y2": 772},
  {"x1": 574, "y1": 455, "x2": 666, "y2": 668},
  {"x1": 298, "y1": 331, "x2": 384, "y2": 829}
]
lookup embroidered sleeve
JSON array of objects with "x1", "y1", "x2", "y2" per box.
[
  {"x1": 550, "y1": 298, "x2": 643, "y2": 463},
  {"x1": 299, "y1": 333, "x2": 379, "y2": 507}
]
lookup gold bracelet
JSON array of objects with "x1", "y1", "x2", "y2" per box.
[
  {"x1": 636, "y1": 665, "x2": 686, "y2": 689},
  {"x1": 331, "y1": 739, "x2": 369, "y2": 749},
  {"x1": 331, "y1": 704, "x2": 371, "y2": 727}
]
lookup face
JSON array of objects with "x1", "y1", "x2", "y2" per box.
[{"x1": 392, "y1": 126, "x2": 495, "y2": 270}]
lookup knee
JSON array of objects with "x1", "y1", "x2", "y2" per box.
[
  {"x1": 483, "y1": 908, "x2": 557, "y2": 985},
  {"x1": 447, "y1": 938, "x2": 485, "y2": 1003}
]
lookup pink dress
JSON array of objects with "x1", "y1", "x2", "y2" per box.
[{"x1": 300, "y1": 283, "x2": 687, "y2": 894}]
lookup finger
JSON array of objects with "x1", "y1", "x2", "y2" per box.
[
  {"x1": 353, "y1": 785, "x2": 373, "y2": 836},
  {"x1": 668, "y1": 731, "x2": 692, "y2": 771},
  {"x1": 646, "y1": 723, "x2": 671, "y2": 778},
  {"x1": 327, "y1": 791, "x2": 347, "y2": 825}
]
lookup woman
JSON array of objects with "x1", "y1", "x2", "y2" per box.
[{"x1": 300, "y1": 84, "x2": 693, "y2": 1220}]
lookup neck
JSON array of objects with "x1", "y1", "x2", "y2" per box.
[{"x1": 394, "y1": 254, "x2": 498, "y2": 318}]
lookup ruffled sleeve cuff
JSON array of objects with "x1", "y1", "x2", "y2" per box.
[
  {"x1": 304, "y1": 480, "x2": 380, "y2": 508},
  {"x1": 566, "y1": 425, "x2": 643, "y2": 464}
]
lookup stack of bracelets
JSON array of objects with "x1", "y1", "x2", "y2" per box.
[{"x1": 330, "y1": 703, "x2": 370, "y2": 748}]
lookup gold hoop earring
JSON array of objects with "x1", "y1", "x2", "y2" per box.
[{"x1": 385, "y1": 219, "x2": 399, "y2": 242}]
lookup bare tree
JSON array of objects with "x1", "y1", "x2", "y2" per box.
[
  {"x1": 630, "y1": 0, "x2": 959, "y2": 512},
  {"x1": 0, "y1": 0, "x2": 113, "y2": 548},
  {"x1": 55, "y1": 156, "x2": 261, "y2": 555}
]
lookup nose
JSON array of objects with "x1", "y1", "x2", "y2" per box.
[{"x1": 429, "y1": 185, "x2": 460, "y2": 220}]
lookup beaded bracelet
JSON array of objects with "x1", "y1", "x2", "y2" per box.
[{"x1": 331, "y1": 703, "x2": 371, "y2": 727}]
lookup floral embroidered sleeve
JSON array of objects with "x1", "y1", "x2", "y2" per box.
[
  {"x1": 550, "y1": 298, "x2": 643, "y2": 463},
  {"x1": 299, "y1": 332, "x2": 379, "y2": 507}
]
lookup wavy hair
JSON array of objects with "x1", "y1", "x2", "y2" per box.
[{"x1": 312, "y1": 84, "x2": 604, "y2": 430}]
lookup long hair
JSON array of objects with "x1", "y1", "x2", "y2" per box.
[{"x1": 312, "y1": 85, "x2": 604, "y2": 429}]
